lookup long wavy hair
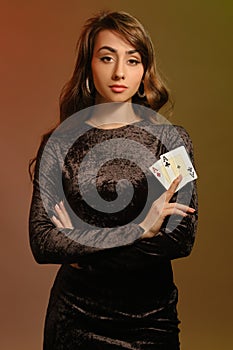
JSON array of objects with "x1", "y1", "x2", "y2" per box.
[{"x1": 29, "y1": 10, "x2": 173, "y2": 178}]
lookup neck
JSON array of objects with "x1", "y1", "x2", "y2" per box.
[{"x1": 86, "y1": 102, "x2": 141, "y2": 129}]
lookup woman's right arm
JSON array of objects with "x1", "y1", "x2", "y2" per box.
[{"x1": 29, "y1": 140, "x2": 144, "y2": 265}]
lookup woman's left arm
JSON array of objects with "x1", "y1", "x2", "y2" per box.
[{"x1": 128, "y1": 125, "x2": 198, "y2": 260}]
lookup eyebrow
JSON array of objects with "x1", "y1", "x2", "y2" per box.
[{"x1": 97, "y1": 46, "x2": 139, "y2": 55}]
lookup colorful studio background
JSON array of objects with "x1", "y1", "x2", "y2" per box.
[{"x1": 1, "y1": 1, "x2": 232, "y2": 349}]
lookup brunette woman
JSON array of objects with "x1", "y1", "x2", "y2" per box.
[{"x1": 29, "y1": 11, "x2": 198, "y2": 350}]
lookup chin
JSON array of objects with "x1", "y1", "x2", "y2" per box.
[
  {"x1": 96, "y1": 91, "x2": 134, "y2": 104},
  {"x1": 108, "y1": 96, "x2": 132, "y2": 103}
]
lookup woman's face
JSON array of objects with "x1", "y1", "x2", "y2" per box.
[{"x1": 91, "y1": 30, "x2": 144, "y2": 104}]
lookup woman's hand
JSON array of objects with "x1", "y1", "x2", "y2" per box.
[
  {"x1": 51, "y1": 201, "x2": 74, "y2": 229},
  {"x1": 139, "y1": 175, "x2": 195, "y2": 239}
]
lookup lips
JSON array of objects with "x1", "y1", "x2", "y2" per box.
[{"x1": 109, "y1": 85, "x2": 128, "y2": 93}]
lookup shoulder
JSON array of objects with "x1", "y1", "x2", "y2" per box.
[
  {"x1": 173, "y1": 125, "x2": 194, "y2": 152},
  {"x1": 174, "y1": 125, "x2": 192, "y2": 143},
  {"x1": 147, "y1": 119, "x2": 195, "y2": 158},
  {"x1": 146, "y1": 118, "x2": 193, "y2": 149}
]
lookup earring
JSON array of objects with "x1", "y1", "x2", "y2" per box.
[
  {"x1": 137, "y1": 81, "x2": 146, "y2": 98},
  {"x1": 86, "y1": 78, "x2": 91, "y2": 94}
]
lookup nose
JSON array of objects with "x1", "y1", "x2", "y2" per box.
[{"x1": 112, "y1": 59, "x2": 125, "y2": 80}]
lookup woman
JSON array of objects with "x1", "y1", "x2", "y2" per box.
[{"x1": 29, "y1": 11, "x2": 198, "y2": 350}]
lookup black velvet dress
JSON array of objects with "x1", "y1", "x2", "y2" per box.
[{"x1": 29, "y1": 116, "x2": 198, "y2": 350}]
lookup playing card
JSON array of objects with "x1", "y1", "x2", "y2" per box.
[
  {"x1": 149, "y1": 159, "x2": 170, "y2": 189},
  {"x1": 150, "y1": 146, "x2": 197, "y2": 191}
]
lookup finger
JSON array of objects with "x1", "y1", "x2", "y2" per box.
[
  {"x1": 51, "y1": 215, "x2": 64, "y2": 228},
  {"x1": 54, "y1": 202, "x2": 74, "y2": 229},
  {"x1": 165, "y1": 175, "x2": 182, "y2": 202},
  {"x1": 59, "y1": 201, "x2": 74, "y2": 228},
  {"x1": 54, "y1": 203, "x2": 69, "y2": 226},
  {"x1": 166, "y1": 202, "x2": 195, "y2": 213},
  {"x1": 59, "y1": 201, "x2": 72, "y2": 222},
  {"x1": 163, "y1": 207, "x2": 188, "y2": 218}
]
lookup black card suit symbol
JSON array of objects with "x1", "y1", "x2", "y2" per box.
[
  {"x1": 162, "y1": 156, "x2": 170, "y2": 167},
  {"x1": 187, "y1": 167, "x2": 195, "y2": 178}
]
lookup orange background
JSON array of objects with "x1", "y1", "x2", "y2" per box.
[{"x1": 0, "y1": 1, "x2": 232, "y2": 349}]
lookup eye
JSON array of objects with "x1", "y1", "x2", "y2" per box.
[
  {"x1": 127, "y1": 58, "x2": 141, "y2": 66},
  {"x1": 100, "y1": 56, "x2": 114, "y2": 63}
]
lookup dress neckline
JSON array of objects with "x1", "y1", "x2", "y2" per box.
[{"x1": 84, "y1": 119, "x2": 143, "y2": 131}]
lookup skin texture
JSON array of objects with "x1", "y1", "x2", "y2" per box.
[
  {"x1": 91, "y1": 30, "x2": 144, "y2": 104},
  {"x1": 139, "y1": 175, "x2": 195, "y2": 238},
  {"x1": 51, "y1": 30, "x2": 195, "y2": 242}
]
